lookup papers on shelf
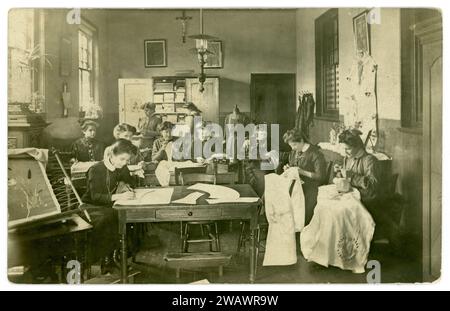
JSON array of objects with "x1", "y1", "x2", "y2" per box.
[
  {"x1": 115, "y1": 188, "x2": 174, "y2": 206},
  {"x1": 172, "y1": 191, "x2": 204, "y2": 205}
]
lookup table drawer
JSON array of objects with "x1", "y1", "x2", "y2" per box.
[
  {"x1": 126, "y1": 210, "x2": 156, "y2": 222},
  {"x1": 155, "y1": 208, "x2": 221, "y2": 220},
  {"x1": 221, "y1": 206, "x2": 253, "y2": 218}
]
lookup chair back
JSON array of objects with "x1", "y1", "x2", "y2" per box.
[
  {"x1": 180, "y1": 172, "x2": 216, "y2": 185},
  {"x1": 174, "y1": 166, "x2": 207, "y2": 185},
  {"x1": 215, "y1": 172, "x2": 236, "y2": 185}
]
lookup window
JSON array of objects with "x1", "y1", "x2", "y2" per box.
[
  {"x1": 315, "y1": 9, "x2": 339, "y2": 119},
  {"x1": 8, "y1": 9, "x2": 45, "y2": 113},
  {"x1": 78, "y1": 20, "x2": 98, "y2": 117},
  {"x1": 401, "y1": 9, "x2": 441, "y2": 128}
]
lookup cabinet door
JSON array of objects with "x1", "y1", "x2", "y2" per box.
[
  {"x1": 118, "y1": 79, "x2": 153, "y2": 127},
  {"x1": 185, "y1": 78, "x2": 219, "y2": 124}
]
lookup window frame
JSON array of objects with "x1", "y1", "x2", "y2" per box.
[
  {"x1": 401, "y1": 9, "x2": 441, "y2": 129},
  {"x1": 78, "y1": 18, "x2": 98, "y2": 115},
  {"x1": 315, "y1": 8, "x2": 340, "y2": 120}
]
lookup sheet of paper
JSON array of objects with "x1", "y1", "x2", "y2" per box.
[
  {"x1": 115, "y1": 188, "x2": 174, "y2": 205},
  {"x1": 127, "y1": 164, "x2": 141, "y2": 171},
  {"x1": 71, "y1": 161, "x2": 98, "y2": 174},
  {"x1": 190, "y1": 279, "x2": 210, "y2": 284},
  {"x1": 206, "y1": 197, "x2": 259, "y2": 204},
  {"x1": 188, "y1": 183, "x2": 240, "y2": 200},
  {"x1": 171, "y1": 191, "x2": 204, "y2": 204}
]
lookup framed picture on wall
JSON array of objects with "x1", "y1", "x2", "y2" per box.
[
  {"x1": 144, "y1": 39, "x2": 167, "y2": 67},
  {"x1": 205, "y1": 40, "x2": 223, "y2": 69},
  {"x1": 353, "y1": 11, "x2": 371, "y2": 55}
]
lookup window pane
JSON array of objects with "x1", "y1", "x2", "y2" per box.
[
  {"x1": 79, "y1": 69, "x2": 92, "y2": 111},
  {"x1": 321, "y1": 12, "x2": 339, "y2": 113}
]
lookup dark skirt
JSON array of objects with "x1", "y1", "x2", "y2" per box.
[
  {"x1": 302, "y1": 182, "x2": 319, "y2": 226},
  {"x1": 85, "y1": 206, "x2": 119, "y2": 261}
]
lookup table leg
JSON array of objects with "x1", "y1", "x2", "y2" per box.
[
  {"x1": 120, "y1": 232, "x2": 127, "y2": 284},
  {"x1": 249, "y1": 228, "x2": 257, "y2": 283},
  {"x1": 118, "y1": 211, "x2": 128, "y2": 284}
]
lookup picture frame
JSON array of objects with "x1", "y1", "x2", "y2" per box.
[
  {"x1": 144, "y1": 39, "x2": 167, "y2": 67},
  {"x1": 352, "y1": 11, "x2": 371, "y2": 55},
  {"x1": 205, "y1": 40, "x2": 223, "y2": 69}
]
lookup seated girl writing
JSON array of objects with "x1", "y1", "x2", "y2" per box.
[{"x1": 82, "y1": 139, "x2": 137, "y2": 273}]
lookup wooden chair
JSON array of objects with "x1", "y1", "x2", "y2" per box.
[
  {"x1": 174, "y1": 168, "x2": 221, "y2": 254},
  {"x1": 236, "y1": 199, "x2": 266, "y2": 276},
  {"x1": 174, "y1": 166, "x2": 207, "y2": 186}
]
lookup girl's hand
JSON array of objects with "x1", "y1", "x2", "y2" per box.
[
  {"x1": 112, "y1": 191, "x2": 135, "y2": 201},
  {"x1": 283, "y1": 164, "x2": 290, "y2": 171},
  {"x1": 120, "y1": 191, "x2": 135, "y2": 200},
  {"x1": 138, "y1": 161, "x2": 145, "y2": 170},
  {"x1": 333, "y1": 164, "x2": 342, "y2": 173}
]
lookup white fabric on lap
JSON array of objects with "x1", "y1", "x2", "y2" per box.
[
  {"x1": 263, "y1": 168, "x2": 305, "y2": 266},
  {"x1": 300, "y1": 185, "x2": 375, "y2": 273}
]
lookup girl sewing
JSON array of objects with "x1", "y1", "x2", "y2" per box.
[
  {"x1": 280, "y1": 129, "x2": 327, "y2": 225},
  {"x1": 299, "y1": 130, "x2": 379, "y2": 273},
  {"x1": 82, "y1": 139, "x2": 137, "y2": 273},
  {"x1": 151, "y1": 121, "x2": 175, "y2": 162},
  {"x1": 71, "y1": 119, "x2": 105, "y2": 162}
]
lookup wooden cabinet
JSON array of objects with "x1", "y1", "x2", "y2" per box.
[
  {"x1": 118, "y1": 79, "x2": 153, "y2": 128},
  {"x1": 8, "y1": 121, "x2": 47, "y2": 148},
  {"x1": 185, "y1": 77, "x2": 219, "y2": 124}
]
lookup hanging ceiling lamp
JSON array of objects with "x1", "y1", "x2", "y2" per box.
[{"x1": 188, "y1": 9, "x2": 218, "y2": 92}]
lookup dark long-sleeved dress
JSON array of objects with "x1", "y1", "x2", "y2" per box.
[
  {"x1": 71, "y1": 137, "x2": 105, "y2": 162},
  {"x1": 280, "y1": 144, "x2": 327, "y2": 225},
  {"x1": 151, "y1": 137, "x2": 177, "y2": 162},
  {"x1": 342, "y1": 150, "x2": 378, "y2": 204},
  {"x1": 82, "y1": 161, "x2": 135, "y2": 260}
]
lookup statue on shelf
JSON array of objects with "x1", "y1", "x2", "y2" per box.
[{"x1": 345, "y1": 50, "x2": 378, "y2": 149}]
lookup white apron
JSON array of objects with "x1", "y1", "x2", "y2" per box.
[
  {"x1": 300, "y1": 185, "x2": 375, "y2": 273},
  {"x1": 263, "y1": 168, "x2": 305, "y2": 266}
]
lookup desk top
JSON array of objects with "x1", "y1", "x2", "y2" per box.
[
  {"x1": 113, "y1": 184, "x2": 261, "y2": 210},
  {"x1": 8, "y1": 214, "x2": 92, "y2": 243}
]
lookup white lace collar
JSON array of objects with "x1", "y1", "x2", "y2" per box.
[{"x1": 103, "y1": 154, "x2": 116, "y2": 172}]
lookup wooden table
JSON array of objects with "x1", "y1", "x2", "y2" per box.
[{"x1": 113, "y1": 184, "x2": 261, "y2": 284}]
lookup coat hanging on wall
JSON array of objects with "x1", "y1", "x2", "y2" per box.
[{"x1": 295, "y1": 92, "x2": 315, "y2": 138}]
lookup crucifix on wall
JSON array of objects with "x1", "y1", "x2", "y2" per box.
[{"x1": 176, "y1": 10, "x2": 192, "y2": 43}]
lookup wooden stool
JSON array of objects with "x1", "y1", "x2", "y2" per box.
[{"x1": 164, "y1": 252, "x2": 232, "y2": 279}]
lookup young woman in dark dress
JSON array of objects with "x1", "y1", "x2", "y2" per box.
[
  {"x1": 71, "y1": 120, "x2": 105, "y2": 162},
  {"x1": 82, "y1": 139, "x2": 137, "y2": 273},
  {"x1": 280, "y1": 129, "x2": 327, "y2": 225}
]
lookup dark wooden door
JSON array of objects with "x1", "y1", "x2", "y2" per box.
[
  {"x1": 250, "y1": 74, "x2": 296, "y2": 151},
  {"x1": 418, "y1": 17, "x2": 442, "y2": 281}
]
